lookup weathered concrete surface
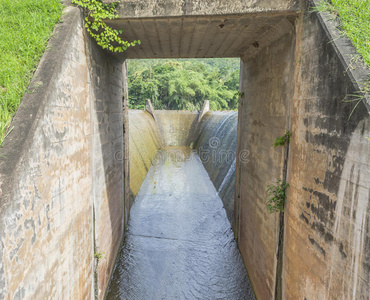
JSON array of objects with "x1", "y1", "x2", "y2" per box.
[
  {"x1": 0, "y1": 6, "x2": 125, "y2": 299},
  {"x1": 87, "y1": 30, "x2": 125, "y2": 300},
  {"x1": 283, "y1": 3, "x2": 370, "y2": 299},
  {"x1": 235, "y1": 29, "x2": 296, "y2": 299},
  {"x1": 116, "y1": 0, "x2": 300, "y2": 18},
  {"x1": 108, "y1": 0, "x2": 301, "y2": 59},
  {"x1": 107, "y1": 15, "x2": 298, "y2": 59},
  {"x1": 128, "y1": 110, "x2": 163, "y2": 203},
  {"x1": 194, "y1": 111, "x2": 238, "y2": 223},
  {"x1": 122, "y1": 62, "x2": 131, "y2": 229},
  {"x1": 198, "y1": 100, "x2": 210, "y2": 121},
  {"x1": 155, "y1": 110, "x2": 198, "y2": 146},
  {"x1": 107, "y1": 147, "x2": 255, "y2": 299}
]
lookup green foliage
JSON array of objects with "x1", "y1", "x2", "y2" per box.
[
  {"x1": 313, "y1": 0, "x2": 370, "y2": 68},
  {"x1": 128, "y1": 58, "x2": 240, "y2": 110},
  {"x1": 94, "y1": 251, "x2": 106, "y2": 259},
  {"x1": 266, "y1": 180, "x2": 289, "y2": 213},
  {"x1": 273, "y1": 130, "x2": 291, "y2": 148},
  {"x1": 72, "y1": 0, "x2": 140, "y2": 52},
  {"x1": 0, "y1": 0, "x2": 63, "y2": 146}
]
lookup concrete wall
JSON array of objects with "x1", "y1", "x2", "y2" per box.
[
  {"x1": 88, "y1": 25, "x2": 125, "y2": 300},
  {"x1": 234, "y1": 2, "x2": 370, "y2": 300},
  {"x1": 235, "y1": 28, "x2": 296, "y2": 299},
  {"x1": 283, "y1": 5, "x2": 370, "y2": 299},
  {"x1": 155, "y1": 110, "x2": 198, "y2": 146},
  {"x1": 194, "y1": 111, "x2": 238, "y2": 223},
  {"x1": 128, "y1": 110, "x2": 163, "y2": 204},
  {"x1": 0, "y1": 7, "x2": 125, "y2": 299}
]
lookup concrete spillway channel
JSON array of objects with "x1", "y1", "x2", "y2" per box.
[
  {"x1": 106, "y1": 108, "x2": 254, "y2": 299},
  {"x1": 107, "y1": 147, "x2": 254, "y2": 299},
  {"x1": 2, "y1": 1, "x2": 370, "y2": 298}
]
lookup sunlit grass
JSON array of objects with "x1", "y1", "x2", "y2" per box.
[
  {"x1": 315, "y1": 0, "x2": 370, "y2": 68},
  {"x1": 0, "y1": 0, "x2": 63, "y2": 146}
]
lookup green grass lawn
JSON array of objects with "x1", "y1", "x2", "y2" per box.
[
  {"x1": 317, "y1": 0, "x2": 370, "y2": 68},
  {"x1": 0, "y1": 0, "x2": 63, "y2": 146}
]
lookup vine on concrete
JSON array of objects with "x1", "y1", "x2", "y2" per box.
[
  {"x1": 72, "y1": 0, "x2": 140, "y2": 52},
  {"x1": 266, "y1": 179, "x2": 289, "y2": 213},
  {"x1": 273, "y1": 130, "x2": 291, "y2": 148}
]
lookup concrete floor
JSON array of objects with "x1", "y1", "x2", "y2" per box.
[{"x1": 106, "y1": 147, "x2": 255, "y2": 299}]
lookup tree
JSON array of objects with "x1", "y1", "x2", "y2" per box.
[{"x1": 127, "y1": 58, "x2": 240, "y2": 111}]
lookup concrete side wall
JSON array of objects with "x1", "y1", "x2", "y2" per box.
[
  {"x1": 0, "y1": 7, "x2": 125, "y2": 299},
  {"x1": 122, "y1": 63, "x2": 131, "y2": 229},
  {"x1": 128, "y1": 110, "x2": 163, "y2": 202},
  {"x1": 194, "y1": 111, "x2": 238, "y2": 223},
  {"x1": 235, "y1": 30, "x2": 296, "y2": 299},
  {"x1": 87, "y1": 30, "x2": 125, "y2": 300},
  {"x1": 117, "y1": 0, "x2": 300, "y2": 18},
  {"x1": 283, "y1": 7, "x2": 370, "y2": 299},
  {"x1": 155, "y1": 110, "x2": 198, "y2": 147}
]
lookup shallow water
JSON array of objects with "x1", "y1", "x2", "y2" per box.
[{"x1": 106, "y1": 147, "x2": 255, "y2": 299}]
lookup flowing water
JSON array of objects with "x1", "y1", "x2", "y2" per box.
[{"x1": 106, "y1": 147, "x2": 255, "y2": 299}]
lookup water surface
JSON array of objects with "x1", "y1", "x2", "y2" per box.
[{"x1": 107, "y1": 147, "x2": 255, "y2": 299}]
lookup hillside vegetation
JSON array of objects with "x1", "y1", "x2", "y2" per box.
[
  {"x1": 127, "y1": 58, "x2": 240, "y2": 111},
  {"x1": 0, "y1": 0, "x2": 63, "y2": 146}
]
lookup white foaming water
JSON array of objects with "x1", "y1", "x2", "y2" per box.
[{"x1": 218, "y1": 158, "x2": 236, "y2": 193}]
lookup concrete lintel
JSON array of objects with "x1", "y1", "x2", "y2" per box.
[
  {"x1": 117, "y1": 0, "x2": 301, "y2": 19},
  {"x1": 145, "y1": 99, "x2": 156, "y2": 121},
  {"x1": 106, "y1": 13, "x2": 298, "y2": 59},
  {"x1": 198, "y1": 100, "x2": 210, "y2": 122}
]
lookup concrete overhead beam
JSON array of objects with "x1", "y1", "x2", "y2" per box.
[
  {"x1": 116, "y1": 0, "x2": 301, "y2": 19},
  {"x1": 106, "y1": 14, "x2": 298, "y2": 59},
  {"x1": 105, "y1": 0, "x2": 302, "y2": 60}
]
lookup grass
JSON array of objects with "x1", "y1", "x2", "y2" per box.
[
  {"x1": 314, "y1": 0, "x2": 370, "y2": 68},
  {"x1": 0, "y1": 0, "x2": 63, "y2": 146}
]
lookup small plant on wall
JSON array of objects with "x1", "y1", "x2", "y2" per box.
[
  {"x1": 94, "y1": 251, "x2": 106, "y2": 260},
  {"x1": 273, "y1": 130, "x2": 291, "y2": 148},
  {"x1": 266, "y1": 179, "x2": 289, "y2": 213},
  {"x1": 343, "y1": 78, "x2": 370, "y2": 120},
  {"x1": 72, "y1": 0, "x2": 140, "y2": 52}
]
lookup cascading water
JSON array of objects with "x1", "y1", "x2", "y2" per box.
[{"x1": 194, "y1": 111, "x2": 238, "y2": 223}]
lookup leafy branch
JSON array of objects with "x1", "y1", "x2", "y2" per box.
[
  {"x1": 273, "y1": 130, "x2": 291, "y2": 148},
  {"x1": 266, "y1": 179, "x2": 289, "y2": 213},
  {"x1": 72, "y1": 0, "x2": 140, "y2": 52}
]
